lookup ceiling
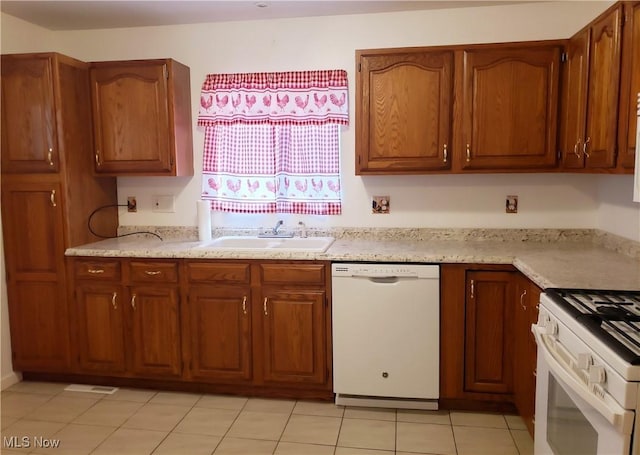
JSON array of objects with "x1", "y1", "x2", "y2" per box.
[{"x1": 0, "y1": 1, "x2": 524, "y2": 31}]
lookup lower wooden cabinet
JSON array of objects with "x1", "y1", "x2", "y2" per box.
[{"x1": 72, "y1": 259, "x2": 182, "y2": 379}]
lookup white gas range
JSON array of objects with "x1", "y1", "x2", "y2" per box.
[{"x1": 533, "y1": 288, "x2": 640, "y2": 455}]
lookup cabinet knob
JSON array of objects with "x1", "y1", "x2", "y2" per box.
[
  {"x1": 47, "y1": 148, "x2": 54, "y2": 166},
  {"x1": 382, "y1": 371, "x2": 389, "y2": 378},
  {"x1": 466, "y1": 144, "x2": 471, "y2": 162}
]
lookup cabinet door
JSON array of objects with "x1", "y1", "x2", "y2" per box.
[
  {"x1": 464, "y1": 271, "x2": 515, "y2": 394},
  {"x1": 513, "y1": 276, "x2": 540, "y2": 437},
  {"x1": 618, "y1": 2, "x2": 640, "y2": 170},
  {"x1": 461, "y1": 46, "x2": 560, "y2": 170},
  {"x1": 261, "y1": 289, "x2": 327, "y2": 385},
  {"x1": 356, "y1": 50, "x2": 453, "y2": 173},
  {"x1": 559, "y1": 30, "x2": 590, "y2": 169},
  {"x1": 584, "y1": 5, "x2": 622, "y2": 168},
  {"x1": 1, "y1": 55, "x2": 59, "y2": 173},
  {"x1": 128, "y1": 285, "x2": 182, "y2": 378},
  {"x1": 90, "y1": 62, "x2": 173, "y2": 174},
  {"x1": 75, "y1": 283, "x2": 126, "y2": 374},
  {"x1": 187, "y1": 285, "x2": 252, "y2": 381}
]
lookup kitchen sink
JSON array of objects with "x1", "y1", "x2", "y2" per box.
[{"x1": 199, "y1": 236, "x2": 335, "y2": 252}]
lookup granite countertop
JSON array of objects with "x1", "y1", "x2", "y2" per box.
[{"x1": 66, "y1": 229, "x2": 640, "y2": 291}]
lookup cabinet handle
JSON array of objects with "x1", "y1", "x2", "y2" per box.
[
  {"x1": 263, "y1": 297, "x2": 268, "y2": 316},
  {"x1": 470, "y1": 279, "x2": 475, "y2": 299},
  {"x1": 87, "y1": 268, "x2": 105, "y2": 274},
  {"x1": 50, "y1": 190, "x2": 57, "y2": 207},
  {"x1": 573, "y1": 139, "x2": 582, "y2": 158},
  {"x1": 520, "y1": 289, "x2": 527, "y2": 310},
  {"x1": 242, "y1": 296, "x2": 247, "y2": 315},
  {"x1": 443, "y1": 144, "x2": 448, "y2": 163},
  {"x1": 131, "y1": 294, "x2": 137, "y2": 310},
  {"x1": 112, "y1": 292, "x2": 118, "y2": 309},
  {"x1": 47, "y1": 148, "x2": 54, "y2": 166},
  {"x1": 144, "y1": 270, "x2": 162, "y2": 276},
  {"x1": 583, "y1": 137, "x2": 591, "y2": 158},
  {"x1": 466, "y1": 144, "x2": 471, "y2": 162},
  {"x1": 95, "y1": 151, "x2": 101, "y2": 166}
]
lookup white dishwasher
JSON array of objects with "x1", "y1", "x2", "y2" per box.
[{"x1": 332, "y1": 263, "x2": 439, "y2": 410}]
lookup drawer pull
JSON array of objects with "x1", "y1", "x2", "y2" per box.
[
  {"x1": 47, "y1": 148, "x2": 54, "y2": 166},
  {"x1": 144, "y1": 270, "x2": 162, "y2": 276},
  {"x1": 583, "y1": 137, "x2": 591, "y2": 158},
  {"x1": 131, "y1": 294, "x2": 137, "y2": 310},
  {"x1": 470, "y1": 279, "x2": 475, "y2": 299},
  {"x1": 95, "y1": 151, "x2": 101, "y2": 166},
  {"x1": 50, "y1": 190, "x2": 57, "y2": 207},
  {"x1": 573, "y1": 139, "x2": 581, "y2": 159},
  {"x1": 112, "y1": 292, "x2": 117, "y2": 309},
  {"x1": 242, "y1": 296, "x2": 247, "y2": 315},
  {"x1": 443, "y1": 144, "x2": 448, "y2": 163},
  {"x1": 263, "y1": 297, "x2": 268, "y2": 316},
  {"x1": 520, "y1": 289, "x2": 527, "y2": 310},
  {"x1": 87, "y1": 268, "x2": 105, "y2": 274},
  {"x1": 466, "y1": 144, "x2": 471, "y2": 162}
]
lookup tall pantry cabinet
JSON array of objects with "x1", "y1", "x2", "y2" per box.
[{"x1": 1, "y1": 53, "x2": 118, "y2": 372}]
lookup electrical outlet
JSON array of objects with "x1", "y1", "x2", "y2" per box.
[
  {"x1": 372, "y1": 196, "x2": 390, "y2": 214},
  {"x1": 127, "y1": 196, "x2": 137, "y2": 213},
  {"x1": 152, "y1": 195, "x2": 175, "y2": 213},
  {"x1": 506, "y1": 195, "x2": 518, "y2": 213}
]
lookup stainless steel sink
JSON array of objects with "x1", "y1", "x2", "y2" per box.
[{"x1": 199, "y1": 236, "x2": 335, "y2": 253}]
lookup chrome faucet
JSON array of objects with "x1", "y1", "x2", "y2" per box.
[{"x1": 272, "y1": 220, "x2": 284, "y2": 235}]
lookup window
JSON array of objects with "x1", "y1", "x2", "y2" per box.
[{"x1": 198, "y1": 70, "x2": 348, "y2": 215}]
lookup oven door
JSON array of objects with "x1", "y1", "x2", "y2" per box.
[{"x1": 533, "y1": 325, "x2": 635, "y2": 455}]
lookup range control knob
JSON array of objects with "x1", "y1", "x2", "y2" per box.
[
  {"x1": 589, "y1": 365, "x2": 606, "y2": 385},
  {"x1": 577, "y1": 353, "x2": 593, "y2": 370}
]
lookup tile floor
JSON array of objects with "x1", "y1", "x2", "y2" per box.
[{"x1": 1, "y1": 381, "x2": 533, "y2": 455}]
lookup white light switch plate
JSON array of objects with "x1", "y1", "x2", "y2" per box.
[{"x1": 152, "y1": 195, "x2": 175, "y2": 213}]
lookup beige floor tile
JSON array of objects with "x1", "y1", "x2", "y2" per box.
[
  {"x1": 281, "y1": 414, "x2": 342, "y2": 446},
  {"x1": 337, "y1": 418, "x2": 395, "y2": 451},
  {"x1": 453, "y1": 426, "x2": 519, "y2": 455},
  {"x1": 511, "y1": 429, "x2": 534, "y2": 455},
  {"x1": 1, "y1": 392, "x2": 52, "y2": 418},
  {"x1": 25, "y1": 395, "x2": 99, "y2": 423},
  {"x1": 92, "y1": 428, "x2": 167, "y2": 455},
  {"x1": 397, "y1": 409, "x2": 451, "y2": 425},
  {"x1": 213, "y1": 437, "x2": 277, "y2": 454},
  {"x1": 344, "y1": 407, "x2": 396, "y2": 421},
  {"x1": 504, "y1": 414, "x2": 527, "y2": 430},
  {"x1": 293, "y1": 400, "x2": 344, "y2": 418},
  {"x1": 103, "y1": 388, "x2": 157, "y2": 403},
  {"x1": 5, "y1": 381, "x2": 67, "y2": 396},
  {"x1": 225, "y1": 410, "x2": 289, "y2": 440},
  {"x1": 152, "y1": 432, "x2": 220, "y2": 455},
  {"x1": 1, "y1": 416, "x2": 18, "y2": 430},
  {"x1": 149, "y1": 391, "x2": 202, "y2": 407},
  {"x1": 335, "y1": 448, "x2": 394, "y2": 455},
  {"x1": 243, "y1": 397, "x2": 296, "y2": 414},
  {"x1": 275, "y1": 441, "x2": 335, "y2": 454},
  {"x1": 450, "y1": 411, "x2": 507, "y2": 428},
  {"x1": 123, "y1": 403, "x2": 191, "y2": 432},
  {"x1": 2, "y1": 419, "x2": 66, "y2": 451},
  {"x1": 396, "y1": 422, "x2": 456, "y2": 454},
  {"x1": 173, "y1": 407, "x2": 240, "y2": 437},
  {"x1": 195, "y1": 395, "x2": 248, "y2": 411},
  {"x1": 73, "y1": 399, "x2": 144, "y2": 426},
  {"x1": 31, "y1": 423, "x2": 115, "y2": 455}
]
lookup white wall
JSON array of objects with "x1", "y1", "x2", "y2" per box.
[
  {"x1": 3, "y1": 1, "x2": 623, "y2": 234},
  {"x1": 596, "y1": 175, "x2": 640, "y2": 242}
]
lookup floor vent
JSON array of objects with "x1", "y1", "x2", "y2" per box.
[{"x1": 64, "y1": 384, "x2": 119, "y2": 395}]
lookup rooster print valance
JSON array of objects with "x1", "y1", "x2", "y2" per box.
[{"x1": 197, "y1": 70, "x2": 349, "y2": 126}]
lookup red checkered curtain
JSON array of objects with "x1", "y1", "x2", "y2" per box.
[{"x1": 198, "y1": 70, "x2": 348, "y2": 215}]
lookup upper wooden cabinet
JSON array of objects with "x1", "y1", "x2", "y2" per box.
[
  {"x1": 356, "y1": 49, "x2": 453, "y2": 174},
  {"x1": 459, "y1": 45, "x2": 561, "y2": 170},
  {"x1": 618, "y1": 1, "x2": 640, "y2": 170},
  {"x1": 560, "y1": 5, "x2": 623, "y2": 170},
  {"x1": 1, "y1": 54, "x2": 62, "y2": 173},
  {"x1": 89, "y1": 59, "x2": 194, "y2": 176}
]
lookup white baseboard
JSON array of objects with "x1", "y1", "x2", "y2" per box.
[{"x1": 1, "y1": 371, "x2": 22, "y2": 390}]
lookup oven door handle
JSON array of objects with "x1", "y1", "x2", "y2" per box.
[{"x1": 532, "y1": 324, "x2": 635, "y2": 435}]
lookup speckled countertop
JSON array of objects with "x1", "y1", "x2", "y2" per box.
[{"x1": 66, "y1": 228, "x2": 640, "y2": 291}]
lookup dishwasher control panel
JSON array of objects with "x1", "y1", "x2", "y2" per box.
[{"x1": 332, "y1": 263, "x2": 439, "y2": 279}]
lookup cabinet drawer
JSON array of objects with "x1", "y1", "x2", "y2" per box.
[
  {"x1": 75, "y1": 260, "x2": 121, "y2": 280},
  {"x1": 129, "y1": 261, "x2": 178, "y2": 283},
  {"x1": 187, "y1": 262, "x2": 250, "y2": 283},
  {"x1": 260, "y1": 263, "x2": 326, "y2": 285}
]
